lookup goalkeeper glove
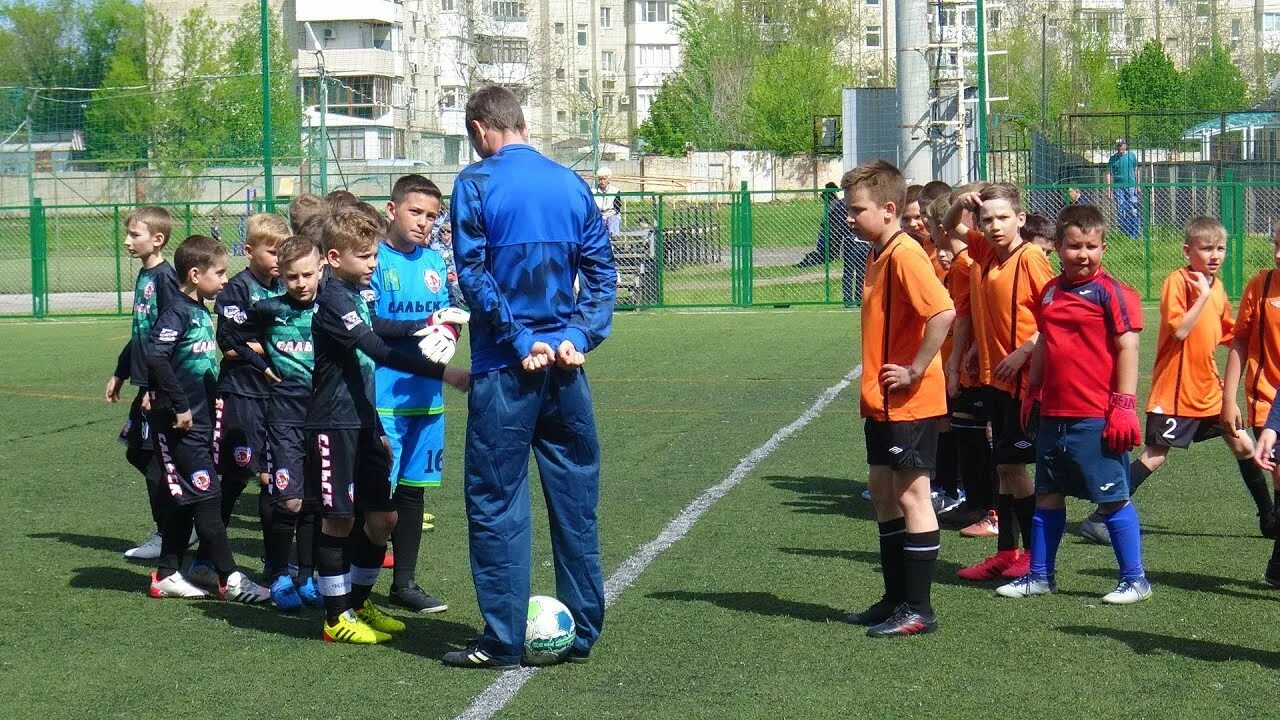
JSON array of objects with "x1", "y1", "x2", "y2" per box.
[
  {"x1": 418, "y1": 326, "x2": 457, "y2": 364},
  {"x1": 1102, "y1": 392, "x2": 1141, "y2": 454}
]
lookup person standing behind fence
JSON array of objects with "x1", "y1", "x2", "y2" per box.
[
  {"x1": 1107, "y1": 138, "x2": 1142, "y2": 239},
  {"x1": 594, "y1": 168, "x2": 623, "y2": 237},
  {"x1": 444, "y1": 85, "x2": 617, "y2": 669}
]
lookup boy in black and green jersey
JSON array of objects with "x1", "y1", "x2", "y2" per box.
[
  {"x1": 104, "y1": 205, "x2": 186, "y2": 561},
  {"x1": 305, "y1": 205, "x2": 469, "y2": 644},
  {"x1": 229, "y1": 236, "x2": 326, "y2": 610},
  {"x1": 145, "y1": 235, "x2": 271, "y2": 603}
]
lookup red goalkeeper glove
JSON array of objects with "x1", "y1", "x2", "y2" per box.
[
  {"x1": 1103, "y1": 392, "x2": 1140, "y2": 453},
  {"x1": 1020, "y1": 384, "x2": 1042, "y2": 435}
]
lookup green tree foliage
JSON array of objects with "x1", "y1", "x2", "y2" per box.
[
  {"x1": 1116, "y1": 40, "x2": 1184, "y2": 145},
  {"x1": 1184, "y1": 42, "x2": 1247, "y2": 112}
]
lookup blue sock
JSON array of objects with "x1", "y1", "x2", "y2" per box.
[
  {"x1": 1103, "y1": 502, "x2": 1145, "y2": 579},
  {"x1": 1029, "y1": 507, "x2": 1066, "y2": 577}
]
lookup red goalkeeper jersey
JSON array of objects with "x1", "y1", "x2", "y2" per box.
[{"x1": 1033, "y1": 268, "x2": 1143, "y2": 418}]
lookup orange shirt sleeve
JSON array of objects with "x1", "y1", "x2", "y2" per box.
[
  {"x1": 1025, "y1": 247, "x2": 1055, "y2": 301},
  {"x1": 1236, "y1": 273, "x2": 1261, "y2": 341},
  {"x1": 1161, "y1": 271, "x2": 1190, "y2": 336},
  {"x1": 950, "y1": 253, "x2": 973, "y2": 317},
  {"x1": 965, "y1": 229, "x2": 992, "y2": 267},
  {"x1": 1220, "y1": 288, "x2": 1236, "y2": 345}
]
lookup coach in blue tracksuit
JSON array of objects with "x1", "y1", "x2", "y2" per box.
[{"x1": 442, "y1": 85, "x2": 617, "y2": 670}]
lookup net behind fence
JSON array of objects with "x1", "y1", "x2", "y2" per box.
[{"x1": 6, "y1": 179, "x2": 1280, "y2": 317}]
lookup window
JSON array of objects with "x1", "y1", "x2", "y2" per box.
[
  {"x1": 637, "y1": 44, "x2": 671, "y2": 67},
  {"x1": 865, "y1": 25, "x2": 881, "y2": 48},
  {"x1": 600, "y1": 6, "x2": 612, "y2": 28},
  {"x1": 1195, "y1": 1, "x2": 1210, "y2": 20},
  {"x1": 440, "y1": 86, "x2": 463, "y2": 109},
  {"x1": 866, "y1": 67, "x2": 883, "y2": 85},
  {"x1": 1130, "y1": 18, "x2": 1144, "y2": 38},
  {"x1": 477, "y1": 36, "x2": 529, "y2": 64},
  {"x1": 556, "y1": 67, "x2": 566, "y2": 79},
  {"x1": 557, "y1": 110, "x2": 567, "y2": 121},
  {"x1": 578, "y1": 23, "x2": 588, "y2": 46},
  {"x1": 635, "y1": 88, "x2": 656, "y2": 117},
  {"x1": 603, "y1": 94, "x2": 614, "y2": 112},
  {"x1": 441, "y1": 0, "x2": 454, "y2": 10},
  {"x1": 989, "y1": 9, "x2": 1001, "y2": 30},
  {"x1": 492, "y1": 1, "x2": 526, "y2": 21},
  {"x1": 302, "y1": 76, "x2": 392, "y2": 119},
  {"x1": 379, "y1": 128, "x2": 393, "y2": 159},
  {"x1": 602, "y1": 50, "x2": 615, "y2": 71},
  {"x1": 329, "y1": 128, "x2": 366, "y2": 160},
  {"x1": 555, "y1": 22, "x2": 565, "y2": 34},
  {"x1": 637, "y1": 1, "x2": 669, "y2": 23},
  {"x1": 937, "y1": 8, "x2": 955, "y2": 27},
  {"x1": 961, "y1": 8, "x2": 975, "y2": 26},
  {"x1": 1232, "y1": 19, "x2": 1243, "y2": 43},
  {"x1": 501, "y1": 84, "x2": 530, "y2": 104},
  {"x1": 578, "y1": 69, "x2": 590, "y2": 93},
  {"x1": 1267, "y1": 13, "x2": 1280, "y2": 33},
  {"x1": 867, "y1": 0, "x2": 879, "y2": 5},
  {"x1": 603, "y1": 78, "x2": 616, "y2": 91},
  {"x1": 578, "y1": 113, "x2": 590, "y2": 134}
]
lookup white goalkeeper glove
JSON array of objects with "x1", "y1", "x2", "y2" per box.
[
  {"x1": 429, "y1": 307, "x2": 470, "y2": 330},
  {"x1": 417, "y1": 325, "x2": 457, "y2": 364}
]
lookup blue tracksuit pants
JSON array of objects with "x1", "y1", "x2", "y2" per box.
[{"x1": 464, "y1": 366, "x2": 605, "y2": 662}]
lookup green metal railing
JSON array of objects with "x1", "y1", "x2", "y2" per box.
[{"x1": 5, "y1": 179, "x2": 1280, "y2": 318}]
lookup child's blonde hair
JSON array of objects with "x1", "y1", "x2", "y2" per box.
[
  {"x1": 322, "y1": 205, "x2": 382, "y2": 254},
  {"x1": 125, "y1": 206, "x2": 174, "y2": 244},
  {"x1": 245, "y1": 213, "x2": 291, "y2": 250},
  {"x1": 1184, "y1": 216, "x2": 1226, "y2": 247}
]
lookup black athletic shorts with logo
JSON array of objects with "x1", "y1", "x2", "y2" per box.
[
  {"x1": 865, "y1": 418, "x2": 942, "y2": 471},
  {"x1": 213, "y1": 393, "x2": 269, "y2": 477},
  {"x1": 304, "y1": 428, "x2": 394, "y2": 518},
  {"x1": 1144, "y1": 413, "x2": 1224, "y2": 449},
  {"x1": 266, "y1": 424, "x2": 306, "y2": 504},
  {"x1": 950, "y1": 386, "x2": 988, "y2": 419},
  {"x1": 154, "y1": 424, "x2": 221, "y2": 507},
  {"x1": 988, "y1": 388, "x2": 1036, "y2": 465},
  {"x1": 118, "y1": 389, "x2": 153, "y2": 451}
]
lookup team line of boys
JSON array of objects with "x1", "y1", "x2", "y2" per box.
[
  {"x1": 848, "y1": 159, "x2": 1280, "y2": 638},
  {"x1": 105, "y1": 175, "x2": 477, "y2": 644}
]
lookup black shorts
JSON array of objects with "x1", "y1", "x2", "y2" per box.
[
  {"x1": 305, "y1": 428, "x2": 394, "y2": 518},
  {"x1": 1144, "y1": 414, "x2": 1224, "y2": 449},
  {"x1": 266, "y1": 424, "x2": 306, "y2": 504},
  {"x1": 213, "y1": 393, "x2": 269, "y2": 477},
  {"x1": 988, "y1": 388, "x2": 1036, "y2": 465},
  {"x1": 951, "y1": 386, "x2": 988, "y2": 419},
  {"x1": 117, "y1": 389, "x2": 153, "y2": 451},
  {"x1": 155, "y1": 427, "x2": 220, "y2": 507},
  {"x1": 865, "y1": 418, "x2": 941, "y2": 471}
]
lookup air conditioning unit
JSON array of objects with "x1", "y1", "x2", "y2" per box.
[
  {"x1": 410, "y1": 63, "x2": 420, "y2": 74},
  {"x1": 618, "y1": 95, "x2": 631, "y2": 106},
  {"x1": 322, "y1": 28, "x2": 335, "y2": 41}
]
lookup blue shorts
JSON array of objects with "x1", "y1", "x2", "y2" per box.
[
  {"x1": 381, "y1": 413, "x2": 445, "y2": 489},
  {"x1": 1034, "y1": 417, "x2": 1130, "y2": 504}
]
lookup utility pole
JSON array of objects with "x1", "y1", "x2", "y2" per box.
[
  {"x1": 260, "y1": 0, "x2": 274, "y2": 211},
  {"x1": 975, "y1": 0, "x2": 989, "y2": 181},
  {"x1": 895, "y1": 0, "x2": 931, "y2": 181},
  {"x1": 592, "y1": 104, "x2": 600, "y2": 176},
  {"x1": 305, "y1": 22, "x2": 329, "y2": 194}
]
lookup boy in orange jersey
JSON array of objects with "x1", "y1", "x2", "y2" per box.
[
  {"x1": 845, "y1": 160, "x2": 955, "y2": 637},
  {"x1": 901, "y1": 183, "x2": 950, "y2": 281},
  {"x1": 1223, "y1": 225, "x2": 1280, "y2": 538},
  {"x1": 944, "y1": 184, "x2": 1055, "y2": 582},
  {"x1": 1078, "y1": 217, "x2": 1271, "y2": 544}
]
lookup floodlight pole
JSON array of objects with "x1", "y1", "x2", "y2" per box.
[
  {"x1": 975, "y1": 0, "x2": 989, "y2": 181},
  {"x1": 260, "y1": 0, "x2": 274, "y2": 211}
]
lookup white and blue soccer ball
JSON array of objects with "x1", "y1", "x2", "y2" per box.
[{"x1": 523, "y1": 595, "x2": 576, "y2": 666}]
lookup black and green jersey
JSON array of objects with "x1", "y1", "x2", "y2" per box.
[
  {"x1": 116, "y1": 261, "x2": 180, "y2": 387},
  {"x1": 148, "y1": 294, "x2": 219, "y2": 431},
  {"x1": 244, "y1": 295, "x2": 315, "y2": 426},
  {"x1": 216, "y1": 268, "x2": 283, "y2": 398}
]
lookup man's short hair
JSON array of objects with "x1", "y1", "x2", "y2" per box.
[
  {"x1": 1185, "y1": 216, "x2": 1226, "y2": 246},
  {"x1": 465, "y1": 85, "x2": 527, "y2": 134},
  {"x1": 839, "y1": 159, "x2": 907, "y2": 215},
  {"x1": 906, "y1": 184, "x2": 924, "y2": 208},
  {"x1": 1056, "y1": 203, "x2": 1108, "y2": 242},
  {"x1": 391, "y1": 174, "x2": 443, "y2": 205},
  {"x1": 277, "y1": 235, "x2": 321, "y2": 269},
  {"x1": 921, "y1": 180, "x2": 953, "y2": 207},
  {"x1": 174, "y1": 234, "x2": 228, "y2": 279},
  {"x1": 245, "y1": 213, "x2": 291, "y2": 249},
  {"x1": 978, "y1": 183, "x2": 1023, "y2": 215},
  {"x1": 323, "y1": 205, "x2": 382, "y2": 254},
  {"x1": 1021, "y1": 213, "x2": 1054, "y2": 242},
  {"x1": 125, "y1": 205, "x2": 174, "y2": 244},
  {"x1": 353, "y1": 201, "x2": 389, "y2": 236},
  {"x1": 289, "y1": 193, "x2": 324, "y2": 234}
]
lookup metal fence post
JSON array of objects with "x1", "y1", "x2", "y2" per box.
[
  {"x1": 1219, "y1": 170, "x2": 1244, "y2": 297},
  {"x1": 730, "y1": 192, "x2": 741, "y2": 305},
  {"x1": 740, "y1": 182, "x2": 753, "y2": 306},
  {"x1": 821, "y1": 188, "x2": 832, "y2": 303},
  {"x1": 29, "y1": 197, "x2": 47, "y2": 318},
  {"x1": 654, "y1": 193, "x2": 665, "y2": 305},
  {"x1": 114, "y1": 204, "x2": 123, "y2": 315}
]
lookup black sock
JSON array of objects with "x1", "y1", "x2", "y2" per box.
[
  {"x1": 1014, "y1": 495, "x2": 1036, "y2": 550},
  {"x1": 877, "y1": 517, "x2": 907, "y2": 605},
  {"x1": 259, "y1": 487, "x2": 274, "y2": 567},
  {"x1": 1128, "y1": 459, "x2": 1154, "y2": 494},
  {"x1": 996, "y1": 493, "x2": 1018, "y2": 551},
  {"x1": 196, "y1": 474, "x2": 247, "y2": 563},
  {"x1": 1238, "y1": 459, "x2": 1274, "y2": 516},
  {"x1": 192, "y1": 498, "x2": 237, "y2": 582},
  {"x1": 935, "y1": 432, "x2": 958, "y2": 496},
  {"x1": 347, "y1": 524, "x2": 386, "y2": 611},
  {"x1": 954, "y1": 425, "x2": 992, "y2": 509},
  {"x1": 296, "y1": 508, "x2": 317, "y2": 581},
  {"x1": 266, "y1": 505, "x2": 299, "y2": 583},
  {"x1": 128, "y1": 448, "x2": 167, "y2": 531},
  {"x1": 391, "y1": 485, "x2": 425, "y2": 589},
  {"x1": 317, "y1": 531, "x2": 349, "y2": 623},
  {"x1": 903, "y1": 530, "x2": 941, "y2": 615},
  {"x1": 1269, "y1": 537, "x2": 1280, "y2": 569},
  {"x1": 158, "y1": 502, "x2": 195, "y2": 579}
]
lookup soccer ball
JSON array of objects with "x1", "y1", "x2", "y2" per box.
[{"x1": 523, "y1": 595, "x2": 576, "y2": 666}]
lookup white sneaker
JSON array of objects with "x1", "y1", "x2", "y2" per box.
[
  {"x1": 221, "y1": 571, "x2": 271, "y2": 604},
  {"x1": 1101, "y1": 576, "x2": 1153, "y2": 605},
  {"x1": 186, "y1": 560, "x2": 220, "y2": 591},
  {"x1": 149, "y1": 571, "x2": 212, "y2": 599},
  {"x1": 124, "y1": 532, "x2": 163, "y2": 560}
]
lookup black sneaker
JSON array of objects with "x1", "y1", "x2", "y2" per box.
[
  {"x1": 442, "y1": 641, "x2": 520, "y2": 670},
  {"x1": 846, "y1": 597, "x2": 896, "y2": 626},
  {"x1": 939, "y1": 502, "x2": 983, "y2": 530},
  {"x1": 564, "y1": 646, "x2": 591, "y2": 664},
  {"x1": 1260, "y1": 511, "x2": 1279, "y2": 539},
  {"x1": 1265, "y1": 560, "x2": 1280, "y2": 587},
  {"x1": 390, "y1": 584, "x2": 448, "y2": 614},
  {"x1": 866, "y1": 604, "x2": 938, "y2": 638}
]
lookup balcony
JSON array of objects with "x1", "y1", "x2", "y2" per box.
[
  {"x1": 296, "y1": 0, "x2": 398, "y2": 24},
  {"x1": 297, "y1": 48, "x2": 403, "y2": 77}
]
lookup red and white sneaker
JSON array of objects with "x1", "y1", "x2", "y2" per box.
[
  {"x1": 956, "y1": 549, "x2": 1020, "y2": 582},
  {"x1": 149, "y1": 571, "x2": 211, "y2": 599},
  {"x1": 959, "y1": 510, "x2": 999, "y2": 538},
  {"x1": 1001, "y1": 551, "x2": 1031, "y2": 579}
]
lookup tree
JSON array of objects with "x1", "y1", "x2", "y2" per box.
[
  {"x1": 84, "y1": 53, "x2": 151, "y2": 163},
  {"x1": 1184, "y1": 42, "x2": 1248, "y2": 112},
  {"x1": 212, "y1": 3, "x2": 303, "y2": 162},
  {"x1": 1117, "y1": 40, "x2": 1184, "y2": 145}
]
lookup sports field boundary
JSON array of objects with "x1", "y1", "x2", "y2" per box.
[{"x1": 452, "y1": 365, "x2": 863, "y2": 720}]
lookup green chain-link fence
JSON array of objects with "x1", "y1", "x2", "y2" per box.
[{"x1": 6, "y1": 179, "x2": 1280, "y2": 317}]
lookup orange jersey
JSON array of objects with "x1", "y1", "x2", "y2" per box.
[
  {"x1": 966, "y1": 229, "x2": 1054, "y2": 396},
  {"x1": 941, "y1": 248, "x2": 975, "y2": 371},
  {"x1": 917, "y1": 235, "x2": 948, "y2": 281},
  {"x1": 1233, "y1": 269, "x2": 1280, "y2": 427},
  {"x1": 1147, "y1": 268, "x2": 1234, "y2": 417},
  {"x1": 861, "y1": 232, "x2": 955, "y2": 421}
]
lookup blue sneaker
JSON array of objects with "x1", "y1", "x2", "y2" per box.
[
  {"x1": 1101, "y1": 575, "x2": 1153, "y2": 605},
  {"x1": 296, "y1": 576, "x2": 323, "y2": 608},
  {"x1": 860, "y1": 489, "x2": 872, "y2": 501},
  {"x1": 996, "y1": 572, "x2": 1056, "y2": 598},
  {"x1": 271, "y1": 575, "x2": 303, "y2": 611}
]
